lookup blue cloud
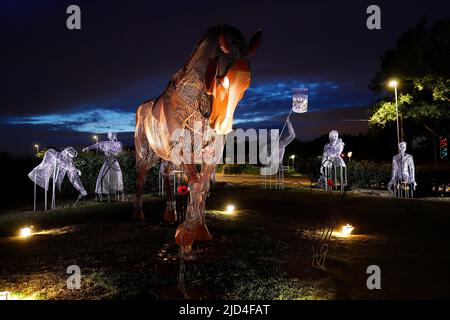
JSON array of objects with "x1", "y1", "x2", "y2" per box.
[
  {"x1": 3, "y1": 80, "x2": 370, "y2": 134},
  {"x1": 6, "y1": 109, "x2": 136, "y2": 133},
  {"x1": 234, "y1": 79, "x2": 369, "y2": 127}
]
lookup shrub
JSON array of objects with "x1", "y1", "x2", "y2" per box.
[
  {"x1": 223, "y1": 164, "x2": 260, "y2": 175},
  {"x1": 346, "y1": 161, "x2": 391, "y2": 189},
  {"x1": 58, "y1": 151, "x2": 159, "y2": 197}
]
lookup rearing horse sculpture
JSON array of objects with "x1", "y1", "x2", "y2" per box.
[{"x1": 134, "y1": 25, "x2": 261, "y2": 249}]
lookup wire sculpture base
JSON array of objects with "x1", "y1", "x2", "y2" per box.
[
  {"x1": 393, "y1": 181, "x2": 415, "y2": 198},
  {"x1": 319, "y1": 159, "x2": 347, "y2": 192},
  {"x1": 261, "y1": 166, "x2": 289, "y2": 190}
]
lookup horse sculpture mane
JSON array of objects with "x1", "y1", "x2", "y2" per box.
[{"x1": 134, "y1": 25, "x2": 261, "y2": 251}]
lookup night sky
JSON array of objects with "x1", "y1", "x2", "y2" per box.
[{"x1": 1, "y1": 0, "x2": 449, "y2": 155}]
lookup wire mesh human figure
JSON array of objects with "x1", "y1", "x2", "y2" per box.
[
  {"x1": 83, "y1": 132, "x2": 124, "y2": 201},
  {"x1": 388, "y1": 141, "x2": 417, "y2": 197},
  {"x1": 319, "y1": 130, "x2": 346, "y2": 190},
  {"x1": 261, "y1": 118, "x2": 296, "y2": 189},
  {"x1": 28, "y1": 146, "x2": 87, "y2": 210},
  {"x1": 279, "y1": 119, "x2": 296, "y2": 170},
  {"x1": 278, "y1": 119, "x2": 296, "y2": 188}
]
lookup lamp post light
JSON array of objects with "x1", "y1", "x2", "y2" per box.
[
  {"x1": 388, "y1": 79, "x2": 400, "y2": 146},
  {"x1": 290, "y1": 155, "x2": 296, "y2": 169},
  {"x1": 93, "y1": 135, "x2": 99, "y2": 154},
  {"x1": 34, "y1": 144, "x2": 39, "y2": 156},
  {"x1": 347, "y1": 151, "x2": 353, "y2": 162}
]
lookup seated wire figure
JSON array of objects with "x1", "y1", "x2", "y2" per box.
[
  {"x1": 318, "y1": 130, "x2": 347, "y2": 191},
  {"x1": 29, "y1": 147, "x2": 87, "y2": 211},
  {"x1": 83, "y1": 132, "x2": 124, "y2": 201},
  {"x1": 388, "y1": 142, "x2": 417, "y2": 198},
  {"x1": 261, "y1": 118, "x2": 296, "y2": 189}
]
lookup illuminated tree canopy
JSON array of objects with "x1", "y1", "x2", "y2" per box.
[{"x1": 369, "y1": 18, "x2": 450, "y2": 136}]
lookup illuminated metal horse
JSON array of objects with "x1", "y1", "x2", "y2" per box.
[{"x1": 133, "y1": 25, "x2": 261, "y2": 250}]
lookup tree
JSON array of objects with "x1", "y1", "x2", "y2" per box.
[{"x1": 368, "y1": 18, "x2": 450, "y2": 141}]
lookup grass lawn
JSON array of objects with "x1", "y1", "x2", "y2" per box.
[{"x1": 1, "y1": 185, "x2": 449, "y2": 300}]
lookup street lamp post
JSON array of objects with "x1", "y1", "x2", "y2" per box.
[
  {"x1": 34, "y1": 144, "x2": 39, "y2": 156},
  {"x1": 93, "y1": 135, "x2": 99, "y2": 154},
  {"x1": 347, "y1": 151, "x2": 353, "y2": 162},
  {"x1": 388, "y1": 80, "x2": 400, "y2": 146},
  {"x1": 290, "y1": 155, "x2": 295, "y2": 169}
]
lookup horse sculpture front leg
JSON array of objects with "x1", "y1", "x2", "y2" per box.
[
  {"x1": 162, "y1": 162, "x2": 177, "y2": 224},
  {"x1": 133, "y1": 150, "x2": 159, "y2": 221},
  {"x1": 175, "y1": 163, "x2": 214, "y2": 251},
  {"x1": 197, "y1": 163, "x2": 216, "y2": 240}
]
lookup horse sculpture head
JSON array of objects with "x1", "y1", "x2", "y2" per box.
[{"x1": 180, "y1": 25, "x2": 261, "y2": 135}]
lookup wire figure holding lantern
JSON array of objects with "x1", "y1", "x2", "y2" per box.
[{"x1": 261, "y1": 88, "x2": 306, "y2": 189}]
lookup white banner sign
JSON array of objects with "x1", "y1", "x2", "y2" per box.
[{"x1": 292, "y1": 88, "x2": 308, "y2": 113}]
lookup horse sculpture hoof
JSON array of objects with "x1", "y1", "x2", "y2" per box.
[
  {"x1": 175, "y1": 223, "x2": 196, "y2": 247},
  {"x1": 163, "y1": 208, "x2": 177, "y2": 225},
  {"x1": 175, "y1": 222, "x2": 212, "y2": 248},
  {"x1": 132, "y1": 209, "x2": 145, "y2": 221},
  {"x1": 195, "y1": 223, "x2": 212, "y2": 241}
]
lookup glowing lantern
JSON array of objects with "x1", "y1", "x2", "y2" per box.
[{"x1": 341, "y1": 224, "x2": 354, "y2": 237}]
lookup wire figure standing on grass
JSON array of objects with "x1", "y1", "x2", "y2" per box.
[
  {"x1": 28, "y1": 147, "x2": 87, "y2": 211},
  {"x1": 388, "y1": 141, "x2": 417, "y2": 198},
  {"x1": 260, "y1": 117, "x2": 296, "y2": 189},
  {"x1": 83, "y1": 132, "x2": 124, "y2": 201}
]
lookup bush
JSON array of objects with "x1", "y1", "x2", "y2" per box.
[
  {"x1": 347, "y1": 161, "x2": 391, "y2": 189},
  {"x1": 284, "y1": 167, "x2": 296, "y2": 177},
  {"x1": 59, "y1": 151, "x2": 159, "y2": 197},
  {"x1": 344, "y1": 161, "x2": 450, "y2": 196},
  {"x1": 223, "y1": 164, "x2": 260, "y2": 175}
]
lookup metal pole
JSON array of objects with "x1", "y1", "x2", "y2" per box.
[
  {"x1": 280, "y1": 109, "x2": 293, "y2": 138},
  {"x1": 45, "y1": 185, "x2": 47, "y2": 211},
  {"x1": 52, "y1": 160, "x2": 56, "y2": 209},
  {"x1": 34, "y1": 171, "x2": 37, "y2": 212},
  {"x1": 394, "y1": 85, "x2": 400, "y2": 146}
]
